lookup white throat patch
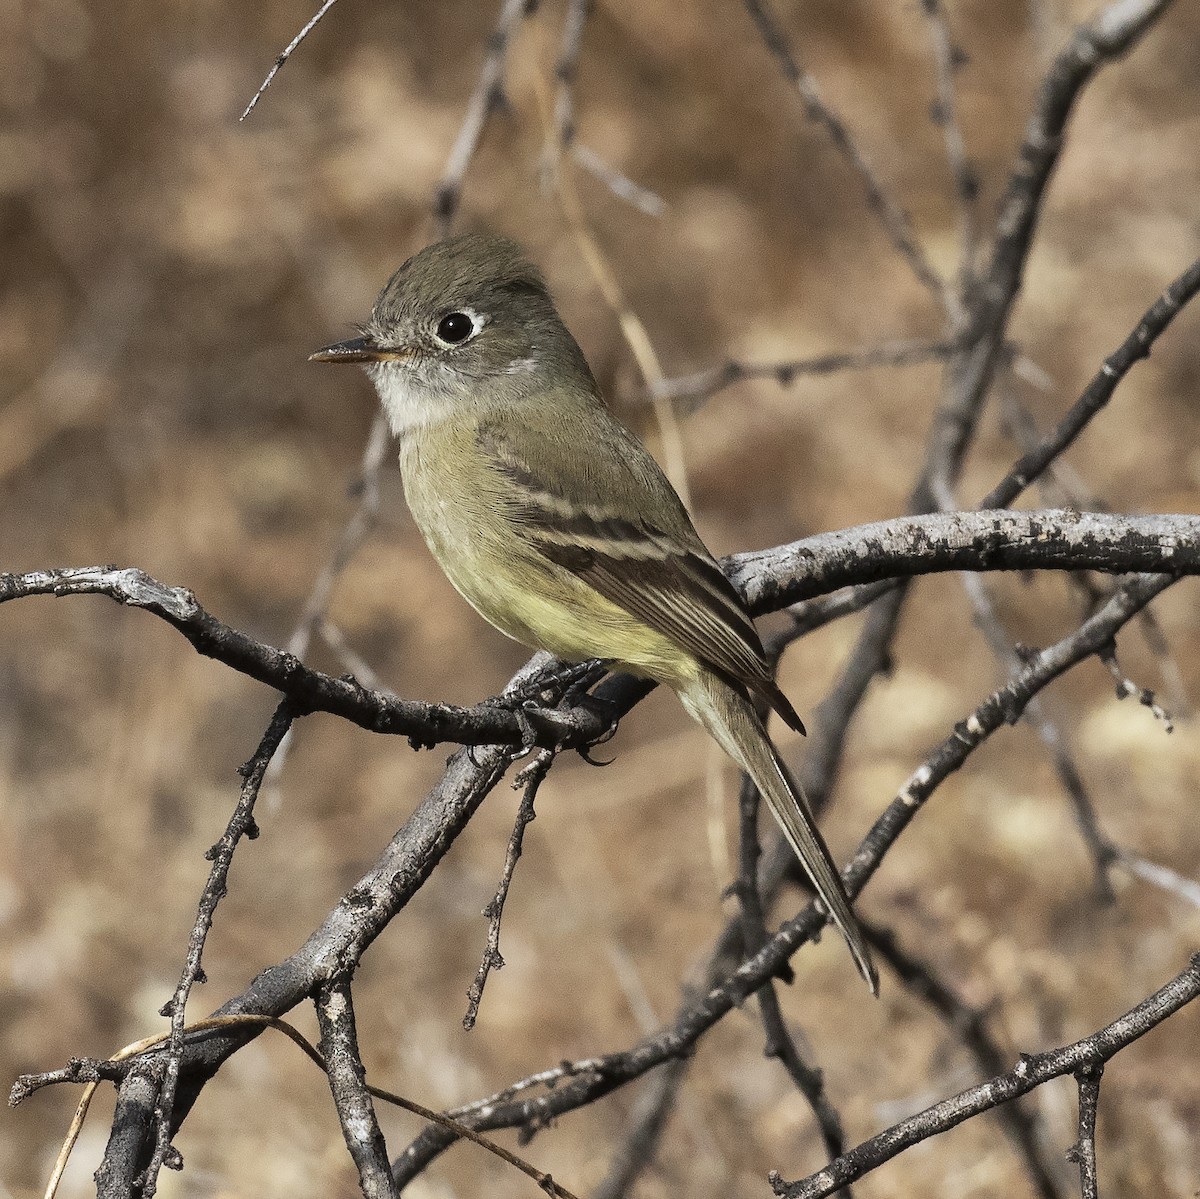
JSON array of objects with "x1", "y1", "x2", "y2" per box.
[{"x1": 368, "y1": 360, "x2": 461, "y2": 436}]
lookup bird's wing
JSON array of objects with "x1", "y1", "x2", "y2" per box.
[{"x1": 476, "y1": 417, "x2": 804, "y2": 734}]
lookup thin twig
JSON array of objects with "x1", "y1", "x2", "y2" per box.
[
  {"x1": 1097, "y1": 642, "x2": 1174, "y2": 731},
  {"x1": 743, "y1": 0, "x2": 950, "y2": 311},
  {"x1": 651, "y1": 338, "x2": 957, "y2": 410},
  {"x1": 735, "y1": 775, "x2": 851, "y2": 1171},
  {"x1": 317, "y1": 617, "x2": 388, "y2": 692},
  {"x1": 1116, "y1": 851, "x2": 1200, "y2": 911},
  {"x1": 981, "y1": 256, "x2": 1200, "y2": 510},
  {"x1": 570, "y1": 143, "x2": 667, "y2": 217},
  {"x1": 548, "y1": 0, "x2": 589, "y2": 158},
  {"x1": 922, "y1": 0, "x2": 979, "y2": 308},
  {"x1": 434, "y1": 0, "x2": 534, "y2": 236},
  {"x1": 464, "y1": 749, "x2": 554, "y2": 1030},
  {"x1": 999, "y1": 371, "x2": 1192, "y2": 722},
  {"x1": 240, "y1": 0, "x2": 340, "y2": 120},
  {"x1": 141, "y1": 702, "x2": 295, "y2": 1197}
]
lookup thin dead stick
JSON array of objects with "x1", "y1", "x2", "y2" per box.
[
  {"x1": 1116, "y1": 852, "x2": 1200, "y2": 910},
  {"x1": 241, "y1": 0, "x2": 340, "y2": 120},
  {"x1": 999, "y1": 374, "x2": 1192, "y2": 723},
  {"x1": 434, "y1": 0, "x2": 535, "y2": 236},
  {"x1": 922, "y1": 0, "x2": 979, "y2": 306},
  {"x1": 652, "y1": 338, "x2": 957, "y2": 409},
  {"x1": 570, "y1": 143, "x2": 667, "y2": 217},
  {"x1": 464, "y1": 750, "x2": 554, "y2": 1030},
  {"x1": 981, "y1": 256, "x2": 1200, "y2": 511},
  {"x1": 1097, "y1": 642, "x2": 1174, "y2": 730},
  {"x1": 142, "y1": 702, "x2": 295, "y2": 1198},
  {"x1": 548, "y1": 0, "x2": 589, "y2": 158},
  {"x1": 734, "y1": 775, "x2": 851, "y2": 1171},
  {"x1": 743, "y1": 0, "x2": 951, "y2": 313}
]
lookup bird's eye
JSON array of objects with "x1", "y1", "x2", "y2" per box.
[{"x1": 435, "y1": 311, "x2": 476, "y2": 345}]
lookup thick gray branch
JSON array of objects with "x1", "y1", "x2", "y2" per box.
[
  {"x1": 4, "y1": 512, "x2": 1194, "y2": 751},
  {"x1": 731, "y1": 510, "x2": 1200, "y2": 607}
]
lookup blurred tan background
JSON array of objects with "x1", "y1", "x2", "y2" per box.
[{"x1": 2, "y1": 0, "x2": 1199, "y2": 1196}]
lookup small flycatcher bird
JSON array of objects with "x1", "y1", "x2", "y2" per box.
[{"x1": 312, "y1": 233, "x2": 876, "y2": 992}]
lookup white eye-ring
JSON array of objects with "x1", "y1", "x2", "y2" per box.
[{"x1": 434, "y1": 307, "x2": 485, "y2": 346}]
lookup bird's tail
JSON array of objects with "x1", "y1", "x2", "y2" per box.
[{"x1": 678, "y1": 669, "x2": 878, "y2": 994}]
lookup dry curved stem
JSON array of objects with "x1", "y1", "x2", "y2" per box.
[{"x1": 772, "y1": 956, "x2": 1200, "y2": 1198}]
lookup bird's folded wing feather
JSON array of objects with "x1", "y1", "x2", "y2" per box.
[{"x1": 477, "y1": 418, "x2": 804, "y2": 732}]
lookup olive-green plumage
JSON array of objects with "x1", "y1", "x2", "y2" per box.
[{"x1": 312, "y1": 233, "x2": 877, "y2": 993}]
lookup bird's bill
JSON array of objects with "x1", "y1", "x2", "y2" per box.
[{"x1": 309, "y1": 335, "x2": 409, "y2": 364}]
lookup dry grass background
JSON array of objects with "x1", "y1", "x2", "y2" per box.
[{"x1": 2, "y1": 1, "x2": 1199, "y2": 1196}]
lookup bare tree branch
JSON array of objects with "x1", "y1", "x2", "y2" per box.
[
  {"x1": 773, "y1": 956, "x2": 1199, "y2": 1199},
  {"x1": 317, "y1": 979, "x2": 397, "y2": 1199},
  {"x1": 729, "y1": 510, "x2": 1200, "y2": 608},
  {"x1": 3, "y1": 512, "x2": 1194, "y2": 757},
  {"x1": 1067, "y1": 1059, "x2": 1103, "y2": 1199}
]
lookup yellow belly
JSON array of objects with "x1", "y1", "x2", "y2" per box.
[{"x1": 398, "y1": 423, "x2": 694, "y2": 687}]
